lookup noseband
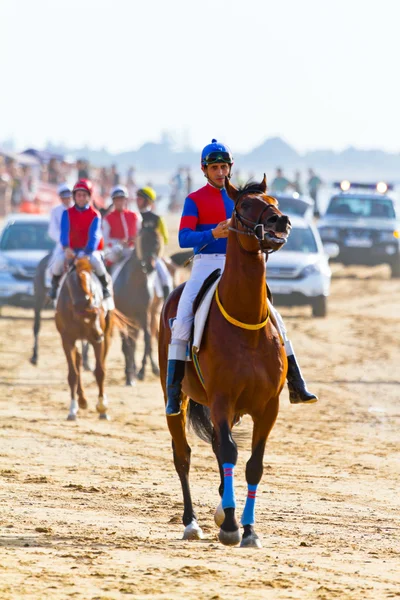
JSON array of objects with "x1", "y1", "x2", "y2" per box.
[{"x1": 229, "y1": 194, "x2": 279, "y2": 254}]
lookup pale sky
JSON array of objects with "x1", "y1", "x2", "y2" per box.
[{"x1": 1, "y1": 0, "x2": 399, "y2": 154}]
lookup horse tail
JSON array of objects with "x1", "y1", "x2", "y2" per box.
[
  {"x1": 187, "y1": 399, "x2": 213, "y2": 444},
  {"x1": 111, "y1": 308, "x2": 138, "y2": 338}
]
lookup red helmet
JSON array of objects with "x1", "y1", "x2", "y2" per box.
[{"x1": 73, "y1": 179, "x2": 93, "y2": 196}]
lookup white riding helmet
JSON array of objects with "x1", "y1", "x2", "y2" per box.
[
  {"x1": 111, "y1": 185, "x2": 129, "y2": 200},
  {"x1": 58, "y1": 183, "x2": 72, "y2": 198}
]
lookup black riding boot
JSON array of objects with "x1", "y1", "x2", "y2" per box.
[
  {"x1": 165, "y1": 359, "x2": 186, "y2": 416},
  {"x1": 98, "y1": 274, "x2": 111, "y2": 299},
  {"x1": 287, "y1": 354, "x2": 318, "y2": 404},
  {"x1": 162, "y1": 285, "x2": 171, "y2": 301},
  {"x1": 48, "y1": 275, "x2": 61, "y2": 300}
]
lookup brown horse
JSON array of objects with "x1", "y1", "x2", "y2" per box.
[
  {"x1": 55, "y1": 257, "x2": 130, "y2": 421},
  {"x1": 159, "y1": 176, "x2": 292, "y2": 548}
]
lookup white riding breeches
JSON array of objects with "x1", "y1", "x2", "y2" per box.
[
  {"x1": 170, "y1": 252, "x2": 293, "y2": 357},
  {"x1": 50, "y1": 247, "x2": 107, "y2": 277},
  {"x1": 154, "y1": 258, "x2": 173, "y2": 297},
  {"x1": 171, "y1": 253, "x2": 226, "y2": 343}
]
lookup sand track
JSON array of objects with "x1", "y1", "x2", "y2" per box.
[{"x1": 0, "y1": 263, "x2": 399, "y2": 599}]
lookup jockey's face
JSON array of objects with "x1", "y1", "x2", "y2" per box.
[
  {"x1": 113, "y1": 197, "x2": 125, "y2": 211},
  {"x1": 74, "y1": 190, "x2": 90, "y2": 207},
  {"x1": 136, "y1": 195, "x2": 150, "y2": 212},
  {"x1": 202, "y1": 162, "x2": 230, "y2": 188},
  {"x1": 60, "y1": 195, "x2": 72, "y2": 207}
]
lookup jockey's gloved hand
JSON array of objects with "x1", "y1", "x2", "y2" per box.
[{"x1": 76, "y1": 250, "x2": 87, "y2": 258}]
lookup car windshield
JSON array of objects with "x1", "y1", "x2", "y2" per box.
[
  {"x1": 0, "y1": 222, "x2": 54, "y2": 251},
  {"x1": 281, "y1": 226, "x2": 318, "y2": 253},
  {"x1": 326, "y1": 196, "x2": 395, "y2": 219},
  {"x1": 276, "y1": 197, "x2": 310, "y2": 217}
]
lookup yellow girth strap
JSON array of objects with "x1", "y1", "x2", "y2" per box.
[{"x1": 215, "y1": 285, "x2": 269, "y2": 331}]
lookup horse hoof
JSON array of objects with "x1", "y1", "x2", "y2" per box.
[
  {"x1": 214, "y1": 502, "x2": 225, "y2": 527},
  {"x1": 30, "y1": 357, "x2": 37, "y2": 366},
  {"x1": 99, "y1": 413, "x2": 109, "y2": 420},
  {"x1": 183, "y1": 520, "x2": 204, "y2": 541},
  {"x1": 240, "y1": 533, "x2": 262, "y2": 548},
  {"x1": 83, "y1": 364, "x2": 92, "y2": 372},
  {"x1": 137, "y1": 371, "x2": 144, "y2": 381},
  {"x1": 78, "y1": 398, "x2": 88, "y2": 409},
  {"x1": 125, "y1": 378, "x2": 136, "y2": 387},
  {"x1": 152, "y1": 366, "x2": 160, "y2": 377},
  {"x1": 218, "y1": 528, "x2": 241, "y2": 546},
  {"x1": 67, "y1": 414, "x2": 77, "y2": 421}
]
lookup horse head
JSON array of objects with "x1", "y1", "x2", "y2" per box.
[
  {"x1": 135, "y1": 224, "x2": 162, "y2": 273},
  {"x1": 225, "y1": 175, "x2": 292, "y2": 254},
  {"x1": 66, "y1": 257, "x2": 104, "y2": 342}
]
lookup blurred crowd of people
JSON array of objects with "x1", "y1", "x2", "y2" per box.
[{"x1": 1, "y1": 149, "x2": 323, "y2": 219}]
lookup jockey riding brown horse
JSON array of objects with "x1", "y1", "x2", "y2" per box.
[
  {"x1": 159, "y1": 176, "x2": 292, "y2": 548},
  {"x1": 55, "y1": 256, "x2": 130, "y2": 420}
]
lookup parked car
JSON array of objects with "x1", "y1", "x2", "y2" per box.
[
  {"x1": 273, "y1": 192, "x2": 314, "y2": 220},
  {"x1": 267, "y1": 216, "x2": 334, "y2": 317},
  {"x1": 318, "y1": 182, "x2": 400, "y2": 278},
  {"x1": 0, "y1": 214, "x2": 53, "y2": 308}
]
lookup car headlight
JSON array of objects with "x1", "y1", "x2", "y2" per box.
[
  {"x1": 0, "y1": 257, "x2": 19, "y2": 275},
  {"x1": 380, "y1": 231, "x2": 399, "y2": 242},
  {"x1": 319, "y1": 227, "x2": 338, "y2": 238},
  {"x1": 301, "y1": 263, "x2": 321, "y2": 277}
]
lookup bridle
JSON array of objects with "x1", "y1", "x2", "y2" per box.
[{"x1": 228, "y1": 192, "x2": 283, "y2": 255}]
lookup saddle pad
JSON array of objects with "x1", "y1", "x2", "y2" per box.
[
  {"x1": 111, "y1": 255, "x2": 131, "y2": 284},
  {"x1": 192, "y1": 275, "x2": 221, "y2": 354}
]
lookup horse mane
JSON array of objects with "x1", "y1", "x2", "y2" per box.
[{"x1": 236, "y1": 181, "x2": 277, "y2": 205}]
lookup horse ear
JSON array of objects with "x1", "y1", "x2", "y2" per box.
[
  {"x1": 225, "y1": 177, "x2": 239, "y2": 202},
  {"x1": 260, "y1": 173, "x2": 267, "y2": 193}
]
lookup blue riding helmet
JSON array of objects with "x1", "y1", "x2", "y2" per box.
[
  {"x1": 111, "y1": 185, "x2": 129, "y2": 199},
  {"x1": 201, "y1": 139, "x2": 234, "y2": 166},
  {"x1": 57, "y1": 182, "x2": 72, "y2": 198}
]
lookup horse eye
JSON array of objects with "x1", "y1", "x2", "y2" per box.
[{"x1": 241, "y1": 201, "x2": 251, "y2": 210}]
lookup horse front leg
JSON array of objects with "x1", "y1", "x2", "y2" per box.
[
  {"x1": 240, "y1": 397, "x2": 279, "y2": 549},
  {"x1": 30, "y1": 306, "x2": 41, "y2": 365},
  {"x1": 167, "y1": 397, "x2": 203, "y2": 541},
  {"x1": 93, "y1": 340, "x2": 109, "y2": 420},
  {"x1": 137, "y1": 317, "x2": 149, "y2": 381},
  {"x1": 61, "y1": 338, "x2": 79, "y2": 421},
  {"x1": 212, "y1": 408, "x2": 240, "y2": 546},
  {"x1": 75, "y1": 345, "x2": 88, "y2": 409},
  {"x1": 212, "y1": 429, "x2": 226, "y2": 528}
]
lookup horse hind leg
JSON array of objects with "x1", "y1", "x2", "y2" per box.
[
  {"x1": 240, "y1": 398, "x2": 279, "y2": 549},
  {"x1": 121, "y1": 331, "x2": 136, "y2": 386},
  {"x1": 168, "y1": 397, "x2": 203, "y2": 541},
  {"x1": 82, "y1": 341, "x2": 91, "y2": 371}
]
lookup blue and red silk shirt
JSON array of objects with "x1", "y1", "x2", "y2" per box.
[
  {"x1": 179, "y1": 184, "x2": 234, "y2": 254},
  {"x1": 60, "y1": 203, "x2": 103, "y2": 253}
]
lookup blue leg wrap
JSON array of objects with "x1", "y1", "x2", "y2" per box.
[
  {"x1": 241, "y1": 484, "x2": 258, "y2": 526},
  {"x1": 222, "y1": 463, "x2": 236, "y2": 509}
]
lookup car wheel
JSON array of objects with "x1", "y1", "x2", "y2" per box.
[
  {"x1": 312, "y1": 295, "x2": 327, "y2": 318},
  {"x1": 390, "y1": 256, "x2": 400, "y2": 278}
]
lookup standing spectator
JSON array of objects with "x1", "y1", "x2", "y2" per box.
[
  {"x1": 126, "y1": 166, "x2": 137, "y2": 198},
  {"x1": 48, "y1": 158, "x2": 60, "y2": 184},
  {"x1": 77, "y1": 159, "x2": 89, "y2": 180},
  {"x1": 186, "y1": 167, "x2": 193, "y2": 196},
  {"x1": 308, "y1": 168, "x2": 322, "y2": 217},
  {"x1": 110, "y1": 164, "x2": 120, "y2": 186},
  {"x1": 292, "y1": 170, "x2": 303, "y2": 194},
  {"x1": 21, "y1": 165, "x2": 37, "y2": 203},
  {"x1": 0, "y1": 156, "x2": 12, "y2": 217},
  {"x1": 271, "y1": 167, "x2": 291, "y2": 192}
]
